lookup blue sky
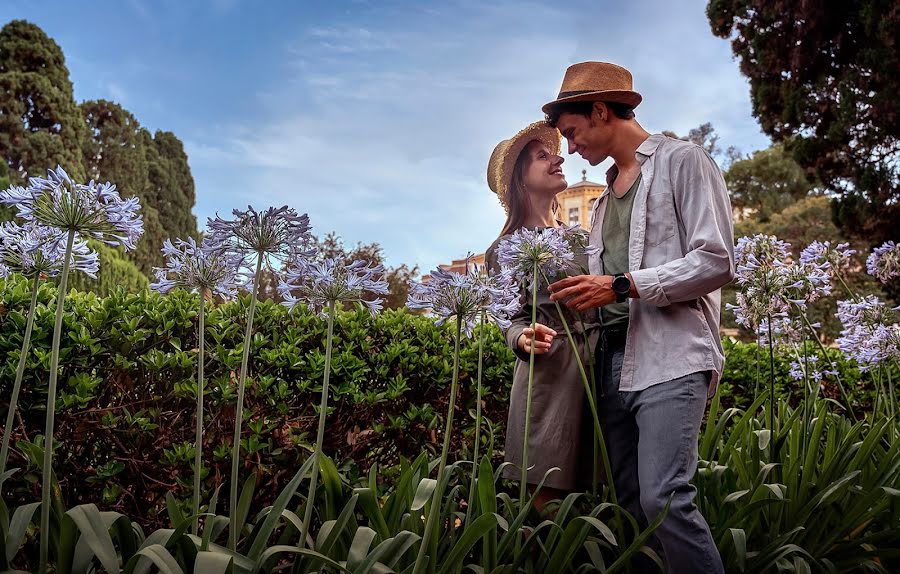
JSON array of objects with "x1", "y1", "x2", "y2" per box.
[{"x1": 1, "y1": 0, "x2": 769, "y2": 272}]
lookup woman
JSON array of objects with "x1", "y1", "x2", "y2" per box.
[{"x1": 485, "y1": 121, "x2": 602, "y2": 511}]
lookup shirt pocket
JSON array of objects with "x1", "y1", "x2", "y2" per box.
[{"x1": 645, "y1": 191, "x2": 676, "y2": 247}]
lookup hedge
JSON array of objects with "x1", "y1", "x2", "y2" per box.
[{"x1": 0, "y1": 274, "x2": 881, "y2": 528}]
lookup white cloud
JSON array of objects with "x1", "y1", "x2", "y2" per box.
[{"x1": 186, "y1": 0, "x2": 769, "y2": 273}]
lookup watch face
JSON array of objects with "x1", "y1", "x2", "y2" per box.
[{"x1": 613, "y1": 275, "x2": 630, "y2": 294}]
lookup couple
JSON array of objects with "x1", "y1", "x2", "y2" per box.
[{"x1": 484, "y1": 62, "x2": 734, "y2": 573}]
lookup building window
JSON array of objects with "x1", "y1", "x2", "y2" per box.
[{"x1": 568, "y1": 207, "x2": 580, "y2": 226}]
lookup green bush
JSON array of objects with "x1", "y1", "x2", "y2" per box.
[
  {"x1": 0, "y1": 274, "x2": 887, "y2": 532},
  {"x1": 0, "y1": 274, "x2": 514, "y2": 529}
]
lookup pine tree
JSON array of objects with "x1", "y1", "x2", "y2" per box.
[{"x1": 0, "y1": 20, "x2": 86, "y2": 183}]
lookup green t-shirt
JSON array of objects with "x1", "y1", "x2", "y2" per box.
[{"x1": 600, "y1": 174, "x2": 641, "y2": 328}]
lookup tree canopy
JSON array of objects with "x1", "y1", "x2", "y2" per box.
[{"x1": 707, "y1": 0, "x2": 899, "y2": 241}]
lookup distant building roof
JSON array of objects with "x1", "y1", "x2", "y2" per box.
[{"x1": 566, "y1": 169, "x2": 603, "y2": 189}]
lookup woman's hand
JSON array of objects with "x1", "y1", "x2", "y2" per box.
[{"x1": 517, "y1": 323, "x2": 558, "y2": 355}]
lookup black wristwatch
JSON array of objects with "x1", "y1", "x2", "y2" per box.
[{"x1": 612, "y1": 273, "x2": 631, "y2": 303}]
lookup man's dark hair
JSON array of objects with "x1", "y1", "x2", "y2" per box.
[{"x1": 545, "y1": 100, "x2": 636, "y2": 127}]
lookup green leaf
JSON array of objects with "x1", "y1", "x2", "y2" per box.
[
  {"x1": 346, "y1": 526, "x2": 377, "y2": 570},
  {"x1": 437, "y1": 513, "x2": 499, "y2": 574},
  {"x1": 193, "y1": 552, "x2": 234, "y2": 574},
  {"x1": 133, "y1": 544, "x2": 185, "y2": 574},
  {"x1": 5, "y1": 502, "x2": 39, "y2": 563},
  {"x1": 246, "y1": 455, "x2": 315, "y2": 561},
  {"x1": 411, "y1": 478, "x2": 437, "y2": 512},
  {"x1": 66, "y1": 504, "x2": 120, "y2": 574}
]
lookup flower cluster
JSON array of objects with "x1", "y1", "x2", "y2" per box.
[
  {"x1": 150, "y1": 237, "x2": 243, "y2": 299},
  {"x1": 0, "y1": 166, "x2": 143, "y2": 250},
  {"x1": 728, "y1": 234, "x2": 834, "y2": 332},
  {"x1": 835, "y1": 296, "x2": 900, "y2": 370},
  {"x1": 206, "y1": 206, "x2": 314, "y2": 269},
  {"x1": 0, "y1": 221, "x2": 98, "y2": 279},
  {"x1": 866, "y1": 241, "x2": 900, "y2": 284},
  {"x1": 407, "y1": 259, "x2": 521, "y2": 338},
  {"x1": 788, "y1": 355, "x2": 835, "y2": 385},
  {"x1": 800, "y1": 240, "x2": 855, "y2": 281},
  {"x1": 279, "y1": 257, "x2": 390, "y2": 317},
  {"x1": 495, "y1": 226, "x2": 583, "y2": 290}
]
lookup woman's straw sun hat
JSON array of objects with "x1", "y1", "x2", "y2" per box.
[{"x1": 487, "y1": 121, "x2": 561, "y2": 211}]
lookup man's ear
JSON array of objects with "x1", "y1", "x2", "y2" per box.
[{"x1": 591, "y1": 101, "x2": 608, "y2": 123}]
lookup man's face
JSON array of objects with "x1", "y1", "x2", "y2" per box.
[{"x1": 556, "y1": 107, "x2": 612, "y2": 166}]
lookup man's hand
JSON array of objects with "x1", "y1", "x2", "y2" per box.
[
  {"x1": 548, "y1": 274, "x2": 616, "y2": 311},
  {"x1": 517, "y1": 323, "x2": 557, "y2": 355}
]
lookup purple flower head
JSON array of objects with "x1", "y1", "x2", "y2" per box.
[
  {"x1": 279, "y1": 257, "x2": 390, "y2": 317},
  {"x1": 757, "y1": 313, "x2": 805, "y2": 347},
  {"x1": 150, "y1": 237, "x2": 243, "y2": 299},
  {"x1": 0, "y1": 221, "x2": 99, "y2": 279},
  {"x1": 730, "y1": 234, "x2": 834, "y2": 330},
  {"x1": 835, "y1": 296, "x2": 900, "y2": 370},
  {"x1": 205, "y1": 206, "x2": 314, "y2": 271},
  {"x1": 495, "y1": 227, "x2": 578, "y2": 290},
  {"x1": 866, "y1": 241, "x2": 900, "y2": 284},
  {"x1": 800, "y1": 241, "x2": 855, "y2": 278},
  {"x1": 0, "y1": 166, "x2": 143, "y2": 251},
  {"x1": 407, "y1": 256, "x2": 521, "y2": 338}
]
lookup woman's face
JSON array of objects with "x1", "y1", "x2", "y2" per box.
[{"x1": 521, "y1": 140, "x2": 567, "y2": 198}]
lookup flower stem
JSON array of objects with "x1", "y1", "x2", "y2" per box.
[
  {"x1": 464, "y1": 311, "x2": 486, "y2": 528},
  {"x1": 299, "y1": 299, "x2": 336, "y2": 550},
  {"x1": 520, "y1": 266, "x2": 538, "y2": 519},
  {"x1": 412, "y1": 315, "x2": 463, "y2": 574},
  {"x1": 192, "y1": 291, "x2": 206, "y2": 536},
  {"x1": 0, "y1": 273, "x2": 41, "y2": 478},
  {"x1": 539, "y1": 271, "x2": 616, "y2": 506},
  {"x1": 766, "y1": 313, "x2": 777, "y2": 461},
  {"x1": 39, "y1": 228, "x2": 75, "y2": 573},
  {"x1": 797, "y1": 312, "x2": 856, "y2": 420},
  {"x1": 228, "y1": 254, "x2": 263, "y2": 551}
]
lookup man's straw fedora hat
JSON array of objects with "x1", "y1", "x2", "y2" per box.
[
  {"x1": 487, "y1": 121, "x2": 561, "y2": 212},
  {"x1": 542, "y1": 61, "x2": 642, "y2": 114}
]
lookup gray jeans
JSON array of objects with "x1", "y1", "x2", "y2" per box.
[{"x1": 597, "y1": 333, "x2": 724, "y2": 574}]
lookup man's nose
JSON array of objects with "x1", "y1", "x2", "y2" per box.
[{"x1": 566, "y1": 139, "x2": 577, "y2": 155}]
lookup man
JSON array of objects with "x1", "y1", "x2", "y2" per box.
[{"x1": 545, "y1": 61, "x2": 733, "y2": 573}]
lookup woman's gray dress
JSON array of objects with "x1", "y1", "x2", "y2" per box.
[{"x1": 486, "y1": 231, "x2": 602, "y2": 491}]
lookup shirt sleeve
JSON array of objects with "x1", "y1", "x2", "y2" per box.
[{"x1": 630, "y1": 146, "x2": 735, "y2": 306}]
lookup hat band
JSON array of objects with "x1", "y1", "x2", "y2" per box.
[{"x1": 557, "y1": 89, "x2": 602, "y2": 98}]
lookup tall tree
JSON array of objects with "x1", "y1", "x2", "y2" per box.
[
  {"x1": 0, "y1": 20, "x2": 86, "y2": 183},
  {"x1": 662, "y1": 122, "x2": 742, "y2": 167},
  {"x1": 81, "y1": 100, "x2": 166, "y2": 274},
  {"x1": 707, "y1": 0, "x2": 900, "y2": 241},
  {"x1": 144, "y1": 129, "x2": 198, "y2": 242},
  {"x1": 726, "y1": 144, "x2": 817, "y2": 222}
]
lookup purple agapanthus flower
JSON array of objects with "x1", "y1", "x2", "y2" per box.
[
  {"x1": 835, "y1": 296, "x2": 900, "y2": 370},
  {"x1": 0, "y1": 221, "x2": 98, "y2": 279},
  {"x1": 407, "y1": 257, "x2": 522, "y2": 338},
  {"x1": 866, "y1": 241, "x2": 900, "y2": 284},
  {"x1": 728, "y1": 235, "x2": 834, "y2": 331},
  {"x1": 205, "y1": 206, "x2": 314, "y2": 271},
  {"x1": 279, "y1": 257, "x2": 390, "y2": 317},
  {"x1": 788, "y1": 355, "x2": 834, "y2": 384},
  {"x1": 150, "y1": 237, "x2": 243, "y2": 299},
  {"x1": 800, "y1": 241, "x2": 855, "y2": 279},
  {"x1": 495, "y1": 227, "x2": 580, "y2": 290},
  {"x1": 0, "y1": 166, "x2": 143, "y2": 251}
]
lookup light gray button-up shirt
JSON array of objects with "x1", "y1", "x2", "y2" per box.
[{"x1": 588, "y1": 134, "x2": 735, "y2": 396}]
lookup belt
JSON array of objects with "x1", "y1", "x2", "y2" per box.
[{"x1": 599, "y1": 325, "x2": 628, "y2": 349}]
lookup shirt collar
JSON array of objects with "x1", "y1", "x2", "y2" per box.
[{"x1": 605, "y1": 133, "x2": 666, "y2": 186}]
